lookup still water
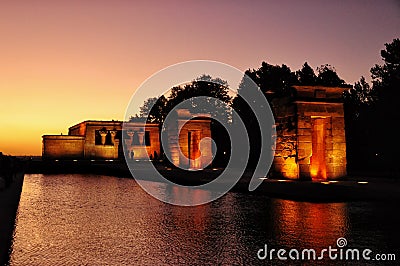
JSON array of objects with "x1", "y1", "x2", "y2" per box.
[{"x1": 10, "y1": 174, "x2": 399, "y2": 265}]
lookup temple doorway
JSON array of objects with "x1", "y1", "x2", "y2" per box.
[
  {"x1": 188, "y1": 131, "x2": 201, "y2": 169},
  {"x1": 310, "y1": 117, "x2": 327, "y2": 180}
]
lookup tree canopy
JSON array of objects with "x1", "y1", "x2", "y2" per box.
[
  {"x1": 371, "y1": 38, "x2": 400, "y2": 116},
  {"x1": 137, "y1": 96, "x2": 168, "y2": 124},
  {"x1": 133, "y1": 75, "x2": 232, "y2": 123},
  {"x1": 344, "y1": 38, "x2": 400, "y2": 174},
  {"x1": 316, "y1": 64, "x2": 348, "y2": 87},
  {"x1": 296, "y1": 62, "x2": 317, "y2": 85}
]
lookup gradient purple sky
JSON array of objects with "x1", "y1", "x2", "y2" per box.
[{"x1": 1, "y1": 0, "x2": 399, "y2": 155}]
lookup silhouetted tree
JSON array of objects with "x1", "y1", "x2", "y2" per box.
[
  {"x1": 371, "y1": 38, "x2": 400, "y2": 117},
  {"x1": 251, "y1": 62, "x2": 298, "y2": 96},
  {"x1": 343, "y1": 76, "x2": 377, "y2": 173},
  {"x1": 344, "y1": 76, "x2": 376, "y2": 114},
  {"x1": 136, "y1": 96, "x2": 168, "y2": 124},
  {"x1": 296, "y1": 62, "x2": 317, "y2": 85},
  {"x1": 316, "y1": 64, "x2": 347, "y2": 87},
  {"x1": 165, "y1": 75, "x2": 232, "y2": 123},
  {"x1": 231, "y1": 62, "x2": 298, "y2": 168},
  {"x1": 344, "y1": 38, "x2": 400, "y2": 176},
  {"x1": 369, "y1": 38, "x2": 400, "y2": 174},
  {"x1": 232, "y1": 74, "x2": 265, "y2": 168},
  {"x1": 136, "y1": 75, "x2": 232, "y2": 123}
]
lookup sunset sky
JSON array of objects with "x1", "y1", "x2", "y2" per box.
[{"x1": 1, "y1": 1, "x2": 399, "y2": 156}]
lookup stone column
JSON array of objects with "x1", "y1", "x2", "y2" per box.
[
  {"x1": 125, "y1": 131, "x2": 134, "y2": 146},
  {"x1": 137, "y1": 131, "x2": 145, "y2": 145},
  {"x1": 125, "y1": 131, "x2": 134, "y2": 158},
  {"x1": 110, "y1": 130, "x2": 117, "y2": 145},
  {"x1": 99, "y1": 130, "x2": 108, "y2": 145}
]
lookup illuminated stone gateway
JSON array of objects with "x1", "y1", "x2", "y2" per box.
[
  {"x1": 164, "y1": 109, "x2": 213, "y2": 170},
  {"x1": 271, "y1": 86, "x2": 347, "y2": 180}
]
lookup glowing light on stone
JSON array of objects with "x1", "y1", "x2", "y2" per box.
[{"x1": 310, "y1": 117, "x2": 327, "y2": 180}]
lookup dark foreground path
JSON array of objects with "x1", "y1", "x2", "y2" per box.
[{"x1": 0, "y1": 165, "x2": 24, "y2": 266}]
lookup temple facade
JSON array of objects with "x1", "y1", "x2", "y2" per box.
[
  {"x1": 42, "y1": 111, "x2": 213, "y2": 170},
  {"x1": 164, "y1": 109, "x2": 213, "y2": 170},
  {"x1": 43, "y1": 120, "x2": 161, "y2": 161},
  {"x1": 271, "y1": 86, "x2": 347, "y2": 180},
  {"x1": 43, "y1": 86, "x2": 347, "y2": 178}
]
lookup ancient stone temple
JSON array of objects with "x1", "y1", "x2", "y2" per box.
[
  {"x1": 271, "y1": 86, "x2": 347, "y2": 180},
  {"x1": 42, "y1": 111, "x2": 212, "y2": 170},
  {"x1": 43, "y1": 92, "x2": 347, "y2": 178},
  {"x1": 42, "y1": 120, "x2": 160, "y2": 160},
  {"x1": 164, "y1": 109, "x2": 213, "y2": 170}
]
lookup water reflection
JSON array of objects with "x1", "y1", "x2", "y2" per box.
[
  {"x1": 272, "y1": 200, "x2": 348, "y2": 249},
  {"x1": 135, "y1": 179, "x2": 222, "y2": 206},
  {"x1": 10, "y1": 174, "x2": 399, "y2": 265}
]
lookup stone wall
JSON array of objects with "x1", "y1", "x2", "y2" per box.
[
  {"x1": 270, "y1": 86, "x2": 347, "y2": 180},
  {"x1": 123, "y1": 122, "x2": 160, "y2": 160},
  {"x1": 82, "y1": 122, "x2": 121, "y2": 159},
  {"x1": 43, "y1": 120, "x2": 161, "y2": 160},
  {"x1": 42, "y1": 135, "x2": 85, "y2": 159},
  {"x1": 69, "y1": 122, "x2": 86, "y2": 136},
  {"x1": 271, "y1": 95, "x2": 299, "y2": 179}
]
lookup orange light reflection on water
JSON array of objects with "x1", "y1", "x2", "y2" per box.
[{"x1": 272, "y1": 199, "x2": 348, "y2": 249}]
